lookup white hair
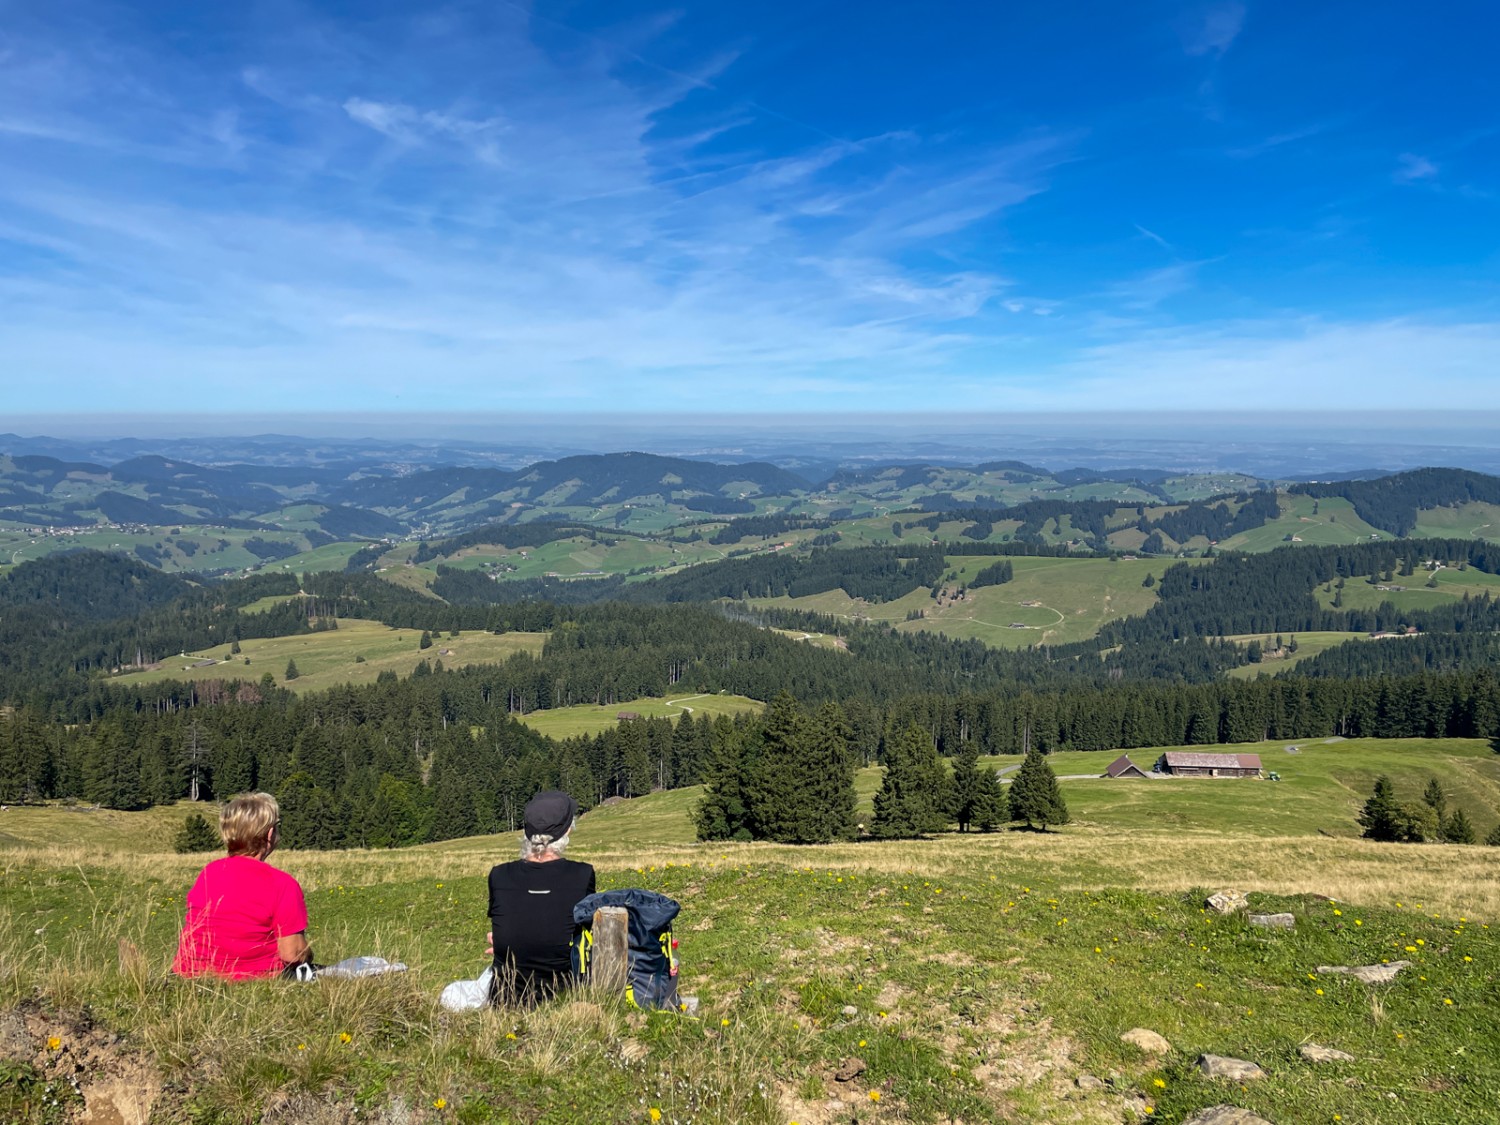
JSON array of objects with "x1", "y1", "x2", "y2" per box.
[{"x1": 520, "y1": 825, "x2": 573, "y2": 860}]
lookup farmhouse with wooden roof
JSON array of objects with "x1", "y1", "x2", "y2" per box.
[
  {"x1": 1104, "y1": 754, "x2": 1151, "y2": 779},
  {"x1": 1154, "y1": 751, "x2": 1263, "y2": 778}
]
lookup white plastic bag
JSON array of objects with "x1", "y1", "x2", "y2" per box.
[
  {"x1": 440, "y1": 966, "x2": 494, "y2": 1011},
  {"x1": 318, "y1": 955, "x2": 408, "y2": 979}
]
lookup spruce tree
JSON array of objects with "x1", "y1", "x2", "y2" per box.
[
  {"x1": 1442, "y1": 808, "x2": 1476, "y2": 844},
  {"x1": 742, "y1": 692, "x2": 819, "y2": 843},
  {"x1": 1423, "y1": 777, "x2": 1446, "y2": 818},
  {"x1": 804, "y1": 703, "x2": 858, "y2": 843},
  {"x1": 1485, "y1": 821, "x2": 1500, "y2": 847},
  {"x1": 1006, "y1": 750, "x2": 1069, "y2": 831},
  {"x1": 949, "y1": 743, "x2": 983, "y2": 832},
  {"x1": 1358, "y1": 775, "x2": 1400, "y2": 841},
  {"x1": 694, "y1": 720, "x2": 752, "y2": 841},
  {"x1": 284, "y1": 658, "x2": 300, "y2": 681},
  {"x1": 173, "y1": 813, "x2": 222, "y2": 853},
  {"x1": 973, "y1": 765, "x2": 1006, "y2": 831},
  {"x1": 871, "y1": 725, "x2": 946, "y2": 838}
]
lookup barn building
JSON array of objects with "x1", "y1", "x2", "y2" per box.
[
  {"x1": 1154, "y1": 752, "x2": 1262, "y2": 778},
  {"x1": 1104, "y1": 754, "x2": 1151, "y2": 779}
]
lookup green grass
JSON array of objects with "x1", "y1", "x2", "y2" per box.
[
  {"x1": 1313, "y1": 565, "x2": 1500, "y2": 613},
  {"x1": 750, "y1": 556, "x2": 1174, "y2": 648},
  {"x1": 1410, "y1": 501, "x2": 1500, "y2": 542},
  {"x1": 106, "y1": 620, "x2": 547, "y2": 694},
  {"x1": 1221, "y1": 631, "x2": 1375, "y2": 678},
  {"x1": 3, "y1": 763, "x2": 1499, "y2": 1123},
  {"x1": 512, "y1": 693, "x2": 764, "y2": 739},
  {"x1": 1222, "y1": 495, "x2": 1387, "y2": 552}
]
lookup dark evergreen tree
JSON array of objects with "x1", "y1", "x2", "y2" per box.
[
  {"x1": 741, "y1": 692, "x2": 817, "y2": 843},
  {"x1": 173, "y1": 813, "x2": 222, "y2": 853},
  {"x1": 419, "y1": 630, "x2": 433, "y2": 650},
  {"x1": 1423, "y1": 777, "x2": 1446, "y2": 818},
  {"x1": 694, "y1": 719, "x2": 752, "y2": 841},
  {"x1": 1006, "y1": 750, "x2": 1069, "y2": 831},
  {"x1": 871, "y1": 724, "x2": 947, "y2": 838},
  {"x1": 1442, "y1": 809, "x2": 1475, "y2": 844},
  {"x1": 1485, "y1": 821, "x2": 1500, "y2": 847},
  {"x1": 284, "y1": 658, "x2": 300, "y2": 681},
  {"x1": 1358, "y1": 775, "x2": 1400, "y2": 841}
]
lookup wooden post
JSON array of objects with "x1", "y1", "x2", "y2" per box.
[{"x1": 590, "y1": 906, "x2": 630, "y2": 998}]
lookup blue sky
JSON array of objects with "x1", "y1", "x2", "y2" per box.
[{"x1": 1, "y1": 0, "x2": 1496, "y2": 415}]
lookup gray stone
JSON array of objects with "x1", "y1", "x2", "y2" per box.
[
  {"x1": 833, "y1": 1057, "x2": 866, "y2": 1082},
  {"x1": 1299, "y1": 1044, "x2": 1355, "y2": 1063},
  {"x1": 1120, "y1": 1027, "x2": 1173, "y2": 1055},
  {"x1": 1183, "y1": 1108, "x2": 1276, "y2": 1125},
  {"x1": 1075, "y1": 1074, "x2": 1106, "y2": 1090},
  {"x1": 840, "y1": 1005, "x2": 858, "y2": 1017},
  {"x1": 1248, "y1": 912, "x2": 1296, "y2": 929},
  {"x1": 1198, "y1": 1054, "x2": 1267, "y2": 1081},
  {"x1": 1316, "y1": 961, "x2": 1411, "y2": 984},
  {"x1": 1206, "y1": 890, "x2": 1249, "y2": 915}
]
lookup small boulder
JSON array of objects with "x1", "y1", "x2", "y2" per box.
[
  {"x1": 1120, "y1": 1028, "x2": 1173, "y2": 1055},
  {"x1": 1248, "y1": 913, "x2": 1296, "y2": 929},
  {"x1": 1075, "y1": 1074, "x2": 1106, "y2": 1091},
  {"x1": 1317, "y1": 961, "x2": 1411, "y2": 984},
  {"x1": 1183, "y1": 1108, "x2": 1276, "y2": 1125},
  {"x1": 833, "y1": 1057, "x2": 866, "y2": 1082},
  {"x1": 1299, "y1": 1044, "x2": 1354, "y2": 1063},
  {"x1": 1198, "y1": 1054, "x2": 1267, "y2": 1081},
  {"x1": 1206, "y1": 890, "x2": 1249, "y2": 915},
  {"x1": 840, "y1": 1005, "x2": 858, "y2": 1017}
]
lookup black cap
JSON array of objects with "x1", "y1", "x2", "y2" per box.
[{"x1": 523, "y1": 790, "x2": 578, "y2": 840}]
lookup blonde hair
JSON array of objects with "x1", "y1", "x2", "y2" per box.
[{"x1": 220, "y1": 792, "x2": 279, "y2": 856}]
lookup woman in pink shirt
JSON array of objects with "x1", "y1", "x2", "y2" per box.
[{"x1": 173, "y1": 792, "x2": 313, "y2": 979}]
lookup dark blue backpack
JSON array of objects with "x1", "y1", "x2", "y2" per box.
[{"x1": 572, "y1": 889, "x2": 680, "y2": 1011}]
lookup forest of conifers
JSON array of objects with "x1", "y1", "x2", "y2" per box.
[{"x1": 1, "y1": 533, "x2": 1498, "y2": 848}]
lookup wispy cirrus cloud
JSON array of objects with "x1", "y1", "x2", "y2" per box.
[
  {"x1": 1181, "y1": 2, "x2": 1247, "y2": 57},
  {"x1": 1394, "y1": 152, "x2": 1438, "y2": 183}
]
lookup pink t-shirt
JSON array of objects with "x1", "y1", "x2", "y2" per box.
[{"x1": 172, "y1": 855, "x2": 309, "y2": 979}]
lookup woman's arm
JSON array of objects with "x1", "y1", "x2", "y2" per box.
[{"x1": 278, "y1": 931, "x2": 312, "y2": 965}]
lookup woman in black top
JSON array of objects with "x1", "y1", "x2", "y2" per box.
[{"x1": 486, "y1": 790, "x2": 596, "y2": 1004}]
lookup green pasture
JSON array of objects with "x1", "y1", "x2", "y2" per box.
[
  {"x1": 748, "y1": 555, "x2": 1171, "y2": 647},
  {"x1": 1410, "y1": 500, "x2": 1500, "y2": 541},
  {"x1": 1221, "y1": 631, "x2": 1376, "y2": 678},
  {"x1": 512, "y1": 693, "x2": 764, "y2": 739},
  {"x1": 0, "y1": 524, "x2": 318, "y2": 575},
  {"x1": 1313, "y1": 563, "x2": 1500, "y2": 613},
  {"x1": 4, "y1": 738, "x2": 1499, "y2": 1122},
  {"x1": 106, "y1": 619, "x2": 548, "y2": 694},
  {"x1": 974, "y1": 738, "x2": 1500, "y2": 841},
  {"x1": 1222, "y1": 495, "x2": 1386, "y2": 552}
]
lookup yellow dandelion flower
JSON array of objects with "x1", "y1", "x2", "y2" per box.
[
  {"x1": 46, "y1": 1036, "x2": 61, "y2": 1051},
  {"x1": 649, "y1": 1109, "x2": 662, "y2": 1123},
  {"x1": 296, "y1": 1043, "x2": 307, "y2": 1051},
  {"x1": 1355, "y1": 920, "x2": 1362, "y2": 926},
  {"x1": 434, "y1": 1098, "x2": 447, "y2": 1110},
  {"x1": 859, "y1": 1039, "x2": 867, "y2": 1048},
  {"x1": 1464, "y1": 955, "x2": 1473, "y2": 962},
  {"x1": 879, "y1": 1011, "x2": 888, "y2": 1018},
  {"x1": 1444, "y1": 998, "x2": 1454, "y2": 1006},
  {"x1": 1316, "y1": 988, "x2": 1325, "y2": 996},
  {"x1": 339, "y1": 1032, "x2": 352, "y2": 1044},
  {"x1": 1416, "y1": 939, "x2": 1425, "y2": 946},
  {"x1": 1333, "y1": 909, "x2": 1342, "y2": 916},
  {"x1": 1153, "y1": 1078, "x2": 1166, "y2": 1088},
  {"x1": 1094, "y1": 947, "x2": 1102, "y2": 954},
  {"x1": 721, "y1": 1018, "x2": 730, "y2": 1027},
  {"x1": 1405, "y1": 945, "x2": 1417, "y2": 952},
  {"x1": 869, "y1": 1091, "x2": 881, "y2": 1102},
  {"x1": 506, "y1": 1032, "x2": 517, "y2": 1040}
]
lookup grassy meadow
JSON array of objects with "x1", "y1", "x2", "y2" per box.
[
  {"x1": 107, "y1": 620, "x2": 548, "y2": 694},
  {"x1": 4, "y1": 737, "x2": 1499, "y2": 1124},
  {"x1": 512, "y1": 693, "x2": 764, "y2": 739}
]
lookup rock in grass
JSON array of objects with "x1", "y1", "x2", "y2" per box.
[
  {"x1": 1120, "y1": 1028, "x2": 1173, "y2": 1055},
  {"x1": 1316, "y1": 961, "x2": 1411, "y2": 984},
  {"x1": 1075, "y1": 1074, "x2": 1106, "y2": 1090},
  {"x1": 1248, "y1": 912, "x2": 1296, "y2": 929},
  {"x1": 1183, "y1": 1107, "x2": 1276, "y2": 1125},
  {"x1": 1299, "y1": 1044, "x2": 1355, "y2": 1063},
  {"x1": 1198, "y1": 1054, "x2": 1267, "y2": 1081},
  {"x1": 1206, "y1": 890, "x2": 1249, "y2": 915},
  {"x1": 840, "y1": 1005, "x2": 858, "y2": 1017},
  {"x1": 833, "y1": 1057, "x2": 866, "y2": 1082}
]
